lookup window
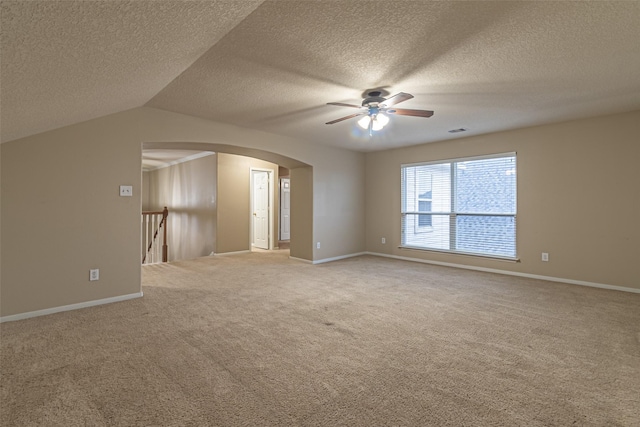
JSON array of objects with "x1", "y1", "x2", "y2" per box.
[
  {"x1": 416, "y1": 173, "x2": 432, "y2": 230},
  {"x1": 401, "y1": 153, "x2": 517, "y2": 259}
]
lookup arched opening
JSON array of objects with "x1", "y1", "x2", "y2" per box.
[{"x1": 141, "y1": 141, "x2": 313, "y2": 262}]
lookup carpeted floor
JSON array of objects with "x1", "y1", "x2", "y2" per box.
[{"x1": 1, "y1": 251, "x2": 639, "y2": 426}]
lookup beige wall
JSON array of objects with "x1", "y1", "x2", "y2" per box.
[
  {"x1": 366, "y1": 110, "x2": 640, "y2": 289},
  {"x1": 0, "y1": 106, "x2": 637, "y2": 319},
  {"x1": 137, "y1": 107, "x2": 366, "y2": 261},
  {"x1": 290, "y1": 166, "x2": 314, "y2": 260},
  {"x1": 146, "y1": 153, "x2": 217, "y2": 261},
  {"x1": 216, "y1": 153, "x2": 279, "y2": 254},
  {"x1": 141, "y1": 171, "x2": 151, "y2": 211},
  {"x1": 0, "y1": 146, "x2": 3, "y2": 295},
  {"x1": 1, "y1": 112, "x2": 143, "y2": 316},
  {"x1": 1, "y1": 107, "x2": 365, "y2": 317}
]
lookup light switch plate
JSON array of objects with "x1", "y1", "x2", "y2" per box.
[{"x1": 119, "y1": 185, "x2": 133, "y2": 197}]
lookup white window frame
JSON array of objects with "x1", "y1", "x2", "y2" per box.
[
  {"x1": 414, "y1": 172, "x2": 433, "y2": 233},
  {"x1": 401, "y1": 152, "x2": 517, "y2": 260}
]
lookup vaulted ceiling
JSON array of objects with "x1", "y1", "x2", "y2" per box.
[{"x1": 2, "y1": 1, "x2": 640, "y2": 152}]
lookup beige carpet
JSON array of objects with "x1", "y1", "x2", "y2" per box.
[{"x1": 1, "y1": 252, "x2": 639, "y2": 426}]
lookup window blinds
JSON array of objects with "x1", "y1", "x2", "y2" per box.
[{"x1": 401, "y1": 153, "x2": 517, "y2": 259}]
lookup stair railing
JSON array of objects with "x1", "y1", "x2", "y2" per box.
[{"x1": 142, "y1": 206, "x2": 168, "y2": 264}]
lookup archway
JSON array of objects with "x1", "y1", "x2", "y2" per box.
[{"x1": 141, "y1": 141, "x2": 313, "y2": 261}]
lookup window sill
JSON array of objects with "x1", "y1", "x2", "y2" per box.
[
  {"x1": 399, "y1": 245, "x2": 521, "y2": 263},
  {"x1": 413, "y1": 226, "x2": 434, "y2": 234}
]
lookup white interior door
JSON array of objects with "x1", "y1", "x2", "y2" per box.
[
  {"x1": 252, "y1": 170, "x2": 269, "y2": 249},
  {"x1": 280, "y1": 178, "x2": 290, "y2": 241}
]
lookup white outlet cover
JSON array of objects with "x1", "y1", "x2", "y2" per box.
[
  {"x1": 119, "y1": 185, "x2": 133, "y2": 197},
  {"x1": 89, "y1": 269, "x2": 100, "y2": 281}
]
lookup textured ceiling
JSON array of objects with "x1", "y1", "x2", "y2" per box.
[
  {"x1": 0, "y1": 0, "x2": 263, "y2": 143},
  {"x1": 2, "y1": 1, "x2": 640, "y2": 152}
]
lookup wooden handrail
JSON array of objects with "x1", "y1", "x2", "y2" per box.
[
  {"x1": 142, "y1": 210, "x2": 166, "y2": 215},
  {"x1": 142, "y1": 206, "x2": 168, "y2": 263}
]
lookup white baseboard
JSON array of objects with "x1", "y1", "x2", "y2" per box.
[
  {"x1": 365, "y1": 252, "x2": 640, "y2": 294},
  {"x1": 214, "y1": 250, "x2": 251, "y2": 256},
  {"x1": 289, "y1": 253, "x2": 367, "y2": 264},
  {"x1": 0, "y1": 292, "x2": 144, "y2": 323},
  {"x1": 289, "y1": 256, "x2": 313, "y2": 264},
  {"x1": 312, "y1": 252, "x2": 367, "y2": 265}
]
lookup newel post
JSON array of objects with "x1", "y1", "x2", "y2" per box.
[{"x1": 162, "y1": 206, "x2": 168, "y2": 262}]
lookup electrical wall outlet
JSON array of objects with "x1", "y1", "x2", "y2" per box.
[
  {"x1": 89, "y1": 269, "x2": 100, "y2": 281},
  {"x1": 119, "y1": 185, "x2": 133, "y2": 197},
  {"x1": 316, "y1": 242, "x2": 321, "y2": 249},
  {"x1": 381, "y1": 237, "x2": 386, "y2": 244},
  {"x1": 541, "y1": 252, "x2": 549, "y2": 262}
]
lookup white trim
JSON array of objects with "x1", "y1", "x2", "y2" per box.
[
  {"x1": 250, "y1": 167, "x2": 275, "y2": 250},
  {"x1": 0, "y1": 292, "x2": 144, "y2": 323},
  {"x1": 401, "y1": 151, "x2": 516, "y2": 168},
  {"x1": 215, "y1": 250, "x2": 251, "y2": 256},
  {"x1": 365, "y1": 252, "x2": 640, "y2": 294},
  {"x1": 289, "y1": 256, "x2": 313, "y2": 264},
  {"x1": 399, "y1": 245, "x2": 519, "y2": 262},
  {"x1": 312, "y1": 252, "x2": 367, "y2": 265}
]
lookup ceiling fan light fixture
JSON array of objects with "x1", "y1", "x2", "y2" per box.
[
  {"x1": 358, "y1": 113, "x2": 389, "y2": 131},
  {"x1": 326, "y1": 91, "x2": 431, "y2": 132},
  {"x1": 371, "y1": 118, "x2": 385, "y2": 131},
  {"x1": 376, "y1": 113, "x2": 389, "y2": 127},
  {"x1": 357, "y1": 115, "x2": 371, "y2": 129}
]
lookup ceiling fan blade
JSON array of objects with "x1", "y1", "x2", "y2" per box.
[
  {"x1": 327, "y1": 102, "x2": 363, "y2": 109},
  {"x1": 380, "y1": 92, "x2": 413, "y2": 107},
  {"x1": 325, "y1": 112, "x2": 365, "y2": 125},
  {"x1": 385, "y1": 108, "x2": 434, "y2": 118}
]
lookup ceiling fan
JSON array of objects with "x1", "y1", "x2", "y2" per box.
[{"x1": 325, "y1": 91, "x2": 434, "y2": 134}]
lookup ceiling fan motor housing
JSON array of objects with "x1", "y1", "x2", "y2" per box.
[
  {"x1": 362, "y1": 95, "x2": 386, "y2": 108},
  {"x1": 326, "y1": 91, "x2": 433, "y2": 125}
]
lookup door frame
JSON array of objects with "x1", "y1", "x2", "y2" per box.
[
  {"x1": 250, "y1": 168, "x2": 275, "y2": 250},
  {"x1": 279, "y1": 177, "x2": 291, "y2": 241}
]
